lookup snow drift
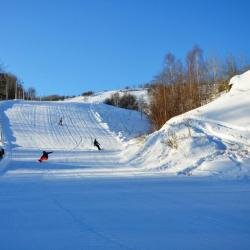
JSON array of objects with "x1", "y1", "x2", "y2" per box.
[{"x1": 130, "y1": 71, "x2": 250, "y2": 177}]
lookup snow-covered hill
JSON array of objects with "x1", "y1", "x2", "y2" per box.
[
  {"x1": 0, "y1": 101, "x2": 150, "y2": 177},
  {"x1": 0, "y1": 72, "x2": 249, "y2": 250},
  {"x1": 64, "y1": 88, "x2": 149, "y2": 104},
  {"x1": 0, "y1": 71, "x2": 249, "y2": 179},
  {"x1": 130, "y1": 71, "x2": 250, "y2": 177}
]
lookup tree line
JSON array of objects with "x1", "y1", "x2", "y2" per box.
[
  {"x1": 0, "y1": 65, "x2": 37, "y2": 100},
  {"x1": 148, "y1": 45, "x2": 250, "y2": 130},
  {"x1": 0, "y1": 64, "x2": 76, "y2": 101}
]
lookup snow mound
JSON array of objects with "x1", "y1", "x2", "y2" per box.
[
  {"x1": 131, "y1": 71, "x2": 250, "y2": 178},
  {"x1": 230, "y1": 70, "x2": 250, "y2": 92}
]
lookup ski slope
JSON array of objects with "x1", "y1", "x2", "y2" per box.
[
  {"x1": 1, "y1": 72, "x2": 250, "y2": 179},
  {"x1": 1, "y1": 71, "x2": 250, "y2": 179},
  {"x1": 0, "y1": 74, "x2": 250, "y2": 250},
  {"x1": 0, "y1": 101, "x2": 150, "y2": 178}
]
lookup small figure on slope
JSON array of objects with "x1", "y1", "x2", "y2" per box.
[
  {"x1": 38, "y1": 151, "x2": 53, "y2": 163},
  {"x1": 94, "y1": 138, "x2": 101, "y2": 150},
  {"x1": 0, "y1": 148, "x2": 5, "y2": 159},
  {"x1": 58, "y1": 117, "x2": 63, "y2": 126}
]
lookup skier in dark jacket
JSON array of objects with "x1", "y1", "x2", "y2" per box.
[
  {"x1": 0, "y1": 148, "x2": 4, "y2": 159},
  {"x1": 94, "y1": 139, "x2": 101, "y2": 150},
  {"x1": 58, "y1": 117, "x2": 63, "y2": 126},
  {"x1": 38, "y1": 151, "x2": 53, "y2": 162}
]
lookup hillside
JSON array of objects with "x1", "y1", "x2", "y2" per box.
[
  {"x1": 130, "y1": 71, "x2": 250, "y2": 177},
  {"x1": 0, "y1": 101, "x2": 150, "y2": 177},
  {"x1": 0, "y1": 72, "x2": 249, "y2": 178},
  {"x1": 64, "y1": 88, "x2": 149, "y2": 104}
]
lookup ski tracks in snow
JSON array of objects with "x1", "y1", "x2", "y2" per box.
[
  {"x1": 53, "y1": 198, "x2": 135, "y2": 250},
  {"x1": 1, "y1": 101, "x2": 129, "y2": 178}
]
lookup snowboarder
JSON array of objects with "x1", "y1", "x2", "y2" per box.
[
  {"x1": 0, "y1": 148, "x2": 4, "y2": 159},
  {"x1": 38, "y1": 151, "x2": 53, "y2": 163},
  {"x1": 58, "y1": 117, "x2": 63, "y2": 126},
  {"x1": 94, "y1": 138, "x2": 101, "y2": 150}
]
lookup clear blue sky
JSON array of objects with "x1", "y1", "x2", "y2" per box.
[{"x1": 0, "y1": 0, "x2": 249, "y2": 96}]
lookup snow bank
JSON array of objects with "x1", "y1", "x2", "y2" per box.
[
  {"x1": 230, "y1": 70, "x2": 250, "y2": 92},
  {"x1": 131, "y1": 71, "x2": 250, "y2": 178}
]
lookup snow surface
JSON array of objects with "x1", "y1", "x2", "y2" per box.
[
  {"x1": 0, "y1": 101, "x2": 150, "y2": 178},
  {"x1": 130, "y1": 71, "x2": 250, "y2": 177},
  {"x1": 64, "y1": 88, "x2": 149, "y2": 104},
  {"x1": 62, "y1": 71, "x2": 250, "y2": 178},
  {"x1": 0, "y1": 72, "x2": 250, "y2": 249},
  {"x1": 1, "y1": 177, "x2": 250, "y2": 250}
]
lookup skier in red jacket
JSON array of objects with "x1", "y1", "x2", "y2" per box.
[{"x1": 38, "y1": 151, "x2": 53, "y2": 163}]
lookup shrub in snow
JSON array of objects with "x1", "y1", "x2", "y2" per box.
[
  {"x1": 166, "y1": 131, "x2": 178, "y2": 149},
  {"x1": 82, "y1": 91, "x2": 94, "y2": 96},
  {"x1": 104, "y1": 92, "x2": 139, "y2": 111}
]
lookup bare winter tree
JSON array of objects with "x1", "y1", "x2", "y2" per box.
[
  {"x1": 104, "y1": 92, "x2": 120, "y2": 107},
  {"x1": 225, "y1": 55, "x2": 239, "y2": 79},
  {"x1": 0, "y1": 73, "x2": 17, "y2": 99},
  {"x1": 185, "y1": 45, "x2": 207, "y2": 107},
  {"x1": 186, "y1": 46, "x2": 199, "y2": 85},
  {"x1": 206, "y1": 57, "x2": 221, "y2": 83},
  {"x1": 137, "y1": 97, "x2": 148, "y2": 119},
  {"x1": 148, "y1": 45, "x2": 250, "y2": 130},
  {"x1": 27, "y1": 87, "x2": 36, "y2": 100}
]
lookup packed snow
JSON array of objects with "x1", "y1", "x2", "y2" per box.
[
  {"x1": 1, "y1": 177, "x2": 250, "y2": 250},
  {"x1": 0, "y1": 72, "x2": 250, "y2": 249},
  {"x1": 129, "y1": 71, "x2": 250, "y2": 177},
  {"x1": 0, "y1": 101, "x2": 150, "y2": 178}
]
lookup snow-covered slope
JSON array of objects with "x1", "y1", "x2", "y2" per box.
[
  {"x1": 0, "y1": 75, "x2": 249, "y2": 250},
  {"x1": 0, "y1": 71, "x2": 249, "y2": 178},
  {"x1": 131, "y1": 71, "x2": 250, "y2": 177},
  {"x1": 64, "y1": 88, "x2": 149, "y2": 104},
  {"x1": 0, "y1": 101, "x2": 150, "y2": 177}
]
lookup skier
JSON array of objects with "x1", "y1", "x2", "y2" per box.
[
  {"x1": 38, "y1": 151, "x2": 53, "y2": 163},
  {"x1": 0, "y1": 148, "x2": 4, "y2": 159},
  {"x1": 94, "y1": 138, "x2": 101, "y2": 150},
  {"x1": 58, "y1": 117, "x2": 63, "y2": 126}
]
